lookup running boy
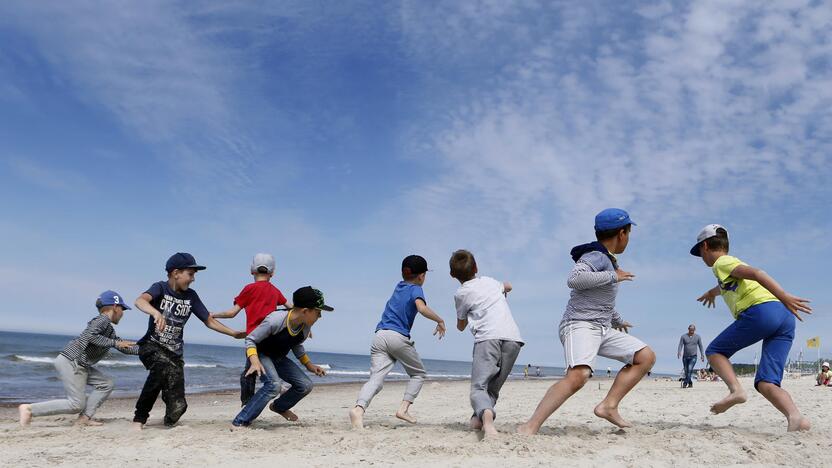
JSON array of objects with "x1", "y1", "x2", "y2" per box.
[
  {"x1": 211, "y1": 253, "x2": 291, "y2": 405},
  {"x1": 518, "y1": 208, "x2": 656, "y2": 435},
  {"x1": 692, "y1": 224, "x2": 811, "y2": 431},
  {"x1": 19, "y1": 290, "x2": 137, "y2": 427},
  {"x1": 232, "y1": 286, "x2": 332, "y2": 427},
  {"x1": 131, "y1": 252, "x2": 245, "y2": 430},
  {"x1": 349, "y1": 255, "x2": 446, "y2": 429},
  {"x1": 450, "y1": 249, "x2": 523, "y2": 436}
]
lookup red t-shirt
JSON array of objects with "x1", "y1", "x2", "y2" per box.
[{"x1": 234, "y1": 281, "x2": 288, "y2": 334}]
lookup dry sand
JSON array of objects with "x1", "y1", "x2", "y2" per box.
[{"x1": 1, "y1": 376, "x2": 827, "y2": 467}]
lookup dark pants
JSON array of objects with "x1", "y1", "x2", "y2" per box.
[
  {"x1": 133, "y1": 342, "x2": 187, "y2": 426},
  {"x1": 682, "y1": 356, "x2": 697, "y2": 388},
  {"x1": 240, "y1": 359, "x2": 256, "y2": 406}
]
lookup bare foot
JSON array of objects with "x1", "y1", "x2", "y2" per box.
[
  {"x1": 278, "y1": 410, "x2": 298, "y2": 421},
  {"x1": 349, "y1": 406, "x2": 365, "y2": 429},
  {"x1": 75, "y1": 416, "x2": 104, "y2": 427},
  {"x1": 395, "y1": 409, "x2": 417, "y2": 424},
  {"x1": 469, "y1": 416, "x2": 483, "y2": 430},
  {"x1": 18, "y1": 404, "x2": 32, "y2": 427},
  {"x1": 131, "y1": 422, "x2": 144, "y2": 431},
  {"x1": 787, "y1": 416, "x2": 811, "y2": 432},
  {"x1": 593, "y1": 403, "x2": 633, "y2": 428},
  {"x1": 481, "y1": 410, "x2": 498, "y2": 436},
  {"x1": 516, "y1": 422, "x2": 538, "y2": 436},
  {"x1": 710, "y1": 391, "x2": 747, "y2": 414}
]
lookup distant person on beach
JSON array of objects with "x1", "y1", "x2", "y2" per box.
[
  {"x1": 692, "y1": 224, "x2": 811, "y2": 431},
  {"x1": 816, "y1": 362, "x2": 832, "y2": 386},
  {"x1": 524, "y1": 365, "x2": 530, "y2": 379},
  {"x1": 607, "y1": 367, "x2": 611, "y2": 378},
  {"x1": 678, "y1": 324, "x2": 705, "y2": 388},
  {"x1": 536, "y1": 367, "x2": 542, "y2": 377},
  {"x1": 449, "y1": 249, "x2": 523, "y2": 436},
  {"x1": 19, "y1": 290, "x2": 138, "y2": 427},
  {"x1": 231, "y1": 287, "x2": 332, "y2": 428},
  {"x1": 350, "y1": 255, "x2": 446, "y2": 429},
  {"x1": 210, "y1": 253, "x2": 292, "y2": 406},
  {"x1": 517, "y1": 209, "x2": 655, "y2": 435},
  {"x1": 131, "y1": 253, "x2": 245, "y2": 430}
]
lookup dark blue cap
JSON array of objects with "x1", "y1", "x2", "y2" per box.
[
  {"x1": 165, "y1": 252, "x2": 206, "y2": 273},
  {"x1": 96, "y1": 290, "x2": 130, "y2": 310},
  {"x1": 594, "y1": 208, "x2": 636, "y2": 231}
]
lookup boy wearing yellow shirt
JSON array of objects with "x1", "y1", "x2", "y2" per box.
[{"x1": 692, "y1": 224, "x2": 812, "y2": 432}]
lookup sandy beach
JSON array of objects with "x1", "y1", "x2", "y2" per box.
[{"x1": 1, "y1": 376, "x2": 826, "y2": 467}]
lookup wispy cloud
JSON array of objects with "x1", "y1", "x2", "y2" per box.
[{"x1": 5, "y1": 157, "x2": 90, "y2": 193}]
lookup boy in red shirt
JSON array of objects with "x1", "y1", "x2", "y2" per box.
[{"x1": 212, "y1": 253, "x2": 292, "y2": 405}]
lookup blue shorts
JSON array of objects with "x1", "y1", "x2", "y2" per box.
[{"x1": 706, "y1": 301, "x2": 795, "y2": 388}]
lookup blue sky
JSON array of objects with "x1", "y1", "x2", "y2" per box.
[{"x1": 0, "y1": 1, "x2": 829, "y2": 373}]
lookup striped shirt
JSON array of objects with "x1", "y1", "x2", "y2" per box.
[
  {"x1": 60, "y1": 314, "x2": 139, "y2": 368},
  {"x1": 560, "y1": 251, "x2": 624, "y2": 328}
]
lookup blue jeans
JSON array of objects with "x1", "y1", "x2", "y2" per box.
[
  {"x1": 682, "y1": 356, "x2": 697, "y2": 386},
  {"x1": 232, "y1": 354, "x2": 314, "y2": 426}
]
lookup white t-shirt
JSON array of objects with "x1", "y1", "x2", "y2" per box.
[{"x1": 454, "y1": 276, "x2": 524, "y2": 344}]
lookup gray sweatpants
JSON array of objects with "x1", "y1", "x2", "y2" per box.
[
  {"x1": 30, "y1": 355, "x2": 114, "y2": 419},
  {"x1": 470, "y1": 339, "x2": 522, "y2": 420},
  {"x1": 355, "y1": 329, "x2": 427, "y2": 409}
]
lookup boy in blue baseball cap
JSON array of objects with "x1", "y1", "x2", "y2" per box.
[
  {"x1": 518, "y1": 208, "x2": 655, "y2": 435},
  {"x1": 131, "y1": 252, "x2": 246, "y2": 430},
  {"x1": 692, "y1": 224, "x2": 812, "y2": 431},
  {"x1": 19, "y1": 290, "x2": 139, "y2": 427}
]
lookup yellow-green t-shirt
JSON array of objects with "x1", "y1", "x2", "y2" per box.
[{"x1": 712, "y1": 255, "x2": 778, "y2": 319}]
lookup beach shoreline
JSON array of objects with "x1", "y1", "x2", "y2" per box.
[{"x1": 1, "y1": 376, "x2": 824, "y2": 466}]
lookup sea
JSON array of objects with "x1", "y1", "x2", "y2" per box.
[{"x1": 0, "y1": 331, "x2": 565, "y2": 404}]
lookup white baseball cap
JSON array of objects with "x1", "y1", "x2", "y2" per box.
[
  {"x1": 690, "y1": 224, "x2": 728, "y2": 257},
  {"x1": 251, "y1": 253, "x2": 275, "y2": 274},
  {"x1": 823, "y1": 362, "x2": 830, "y2": 368}
]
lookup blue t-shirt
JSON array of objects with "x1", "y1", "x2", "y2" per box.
[
  {"x1": 375, "y1": 281, "x2": 425, "y2": 338},
  {"x1": 138, "y1": 281, "x2": 210, "y2": 356}
]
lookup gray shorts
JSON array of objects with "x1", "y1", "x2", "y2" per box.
[{"x1": 559, "y1": 321, "x2": 646, "y2": 370}]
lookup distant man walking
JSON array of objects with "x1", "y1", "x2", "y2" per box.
[{"x1": 678, "y1": 324, "x2": 705, "y2": 388}]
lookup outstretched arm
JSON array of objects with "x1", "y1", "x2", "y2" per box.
[
  {"x1": 210, "y1": 304, "x2": 242, "y2": 319},
  {"x1": 730, "y1": 265, "x2": 812, "y2": 321},
  {"x1": 204, "y1": 316, "x2": 246, "y2": 338},
  {"x1": 696, "y1": 285, "x2": 721, "y2": 308},
  {"x1": 415, "y1": 299, "x2": 446, "y2": 339},
  {"x1": 135, "y1": 293, "x2": 166, "y2": 332}
]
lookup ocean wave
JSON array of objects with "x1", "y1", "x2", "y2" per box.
[{"x1": 10, "y1": 355, "x2": 218, "y2": 369}]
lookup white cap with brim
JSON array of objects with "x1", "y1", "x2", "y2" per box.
[
  {"x1": 251, "y1": 253, "x2": 275, "y2": 274},
  {"x1": 690, "y1": 224, "x2": 728, "y2": 257},
  {"x1": 823, "y1": 362, "x2": 830, "y2": 368}
]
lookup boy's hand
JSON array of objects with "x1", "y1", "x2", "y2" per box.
[
  {"x1": 117, "y1": 340, "x2": 136, "y2": 350},
  {"x1": 434, "y1": 320, "x2": 446, "y2": 339},
  {"x1": 696, "y1": 290, "x2": 718, "y2": 308},
  {"x1": 781, "y1": 293, "x2": 812, "y2": 321},
  {"x1": 152, "y1": 312, "x2": 166, "y2": 332},
  {"x1": 233, "y1": 330, "x2": 246, "y2": 339},
  {"x1": 246, "y1": 359, "x2": 265, "y2": 378},
  {"x1": 306, "y1": 363, "x2": 326, "y2": 377},
  {"x1": 614, "y1": 321, "x2": 633, "y2": 333},
  {"x1": 615, "y1": 269, "x2": 635, "y2": 282}
]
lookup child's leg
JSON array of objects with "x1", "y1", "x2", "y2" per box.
[
  {"x1": 387, "y1": 334, "x2": 426, "y2": 423},
  {"x1": 133, "y1": 345, "x2": 166, "y2": 427},
  {"x1": 592, "y1": 329, "x2": 654, "y2": 428},
  {"x1": 160, "y1": 356, "x2": 187, "y2": 426},
  {"x1": 240, "y1": 358, "x2": 256, "y2": 406},
  {"x1": 354, "y1": 333, "x2": 396, "y2": 409},
  {"x1": 594, "y1": 346, "x2": 655, "y2": 428},
  {"x1": 24, "y1": 356, "x2": 87, "y2": 425},
  {"x1": 480, "y1": 340, "x2": 522, "y2": 435},
  {"x1": 754, "y1": 309, "x2": 808, "y2": 431},
  {"x1": 517, "y1": 366, "x2": 591, "y2": 435},
  {"x1": 79, "y1": 366, "x2": 113, "y2": 423},
  {"x1": 470, "y1": 340, "x2": 502, "y2": 431},
  {"x1": 270, "y1": 357, "x2": 313, "y2": 419},
  {"x1": 706, "y1": 305, "x2": 777, "y2": 415},
  {"x1": 232, "y1": 356, "x2": 280, "y2": 426}
]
